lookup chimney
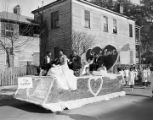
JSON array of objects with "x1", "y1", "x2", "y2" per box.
[
  {"x1": 13, "y1": 5, "x2": 21, "y2": 15},
  {"x1": 116, "y1": 3, "x2": 124, "y2": 14},
  {"x1": 119, "y1": 3, "x2": 124, "y2": 14}
]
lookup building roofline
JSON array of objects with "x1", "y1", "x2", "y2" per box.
[
  {"x1": 32, "y1": 0, "x2": 67, "y2": 14},
  {"x1": 32, "y1": 0, "x2": 133, "y2": 21},
  {"x1": 78, "y1": 0, "x2": 132, "y2": 20},
  {"x1": 0, "y1": 18, "x2": 39, "y2": 26},
  {"x1": 0, "y1": 11, "x2": 39, "y2": 26}
]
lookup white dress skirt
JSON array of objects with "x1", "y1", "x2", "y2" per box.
[
  {"x1": 47, "y1": 57, "x2": 77, "y2": 90},
  {"x1": 129, "y1": 71, "x2": 135, "y2": 86}
]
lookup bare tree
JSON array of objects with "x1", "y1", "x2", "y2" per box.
[
  {"x1": 0, "y1": 33, "x2": 18, "y2": 67},
  {"x1": 72, "y1": 31, "x2": 94, "y2": 56},
  {"x1": 0, "y1": 26, "x2": 35, "y2": 67}
]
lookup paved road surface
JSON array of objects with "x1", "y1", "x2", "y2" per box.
[{"x1": 0, "y1": 88, "x2": 153, "y2": 120}]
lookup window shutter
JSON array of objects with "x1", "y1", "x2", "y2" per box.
[
  {"x1": 129, "y1": 24, "x2": 133, "y2": 37},
  {"x1": 1, "y1": 22, "x2": 5, "y2": 37}
]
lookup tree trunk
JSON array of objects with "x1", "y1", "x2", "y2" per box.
[
  {"x1": 6, "y1": 50, "x2": 10, "y2": 68},
  {"x1": 6, "y1": 48, "x2": 14, "y2": 68}
]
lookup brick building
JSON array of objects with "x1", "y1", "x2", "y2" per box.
[
  {"x1": 32, "y1": 0, "x2": 139, "y2": 65},
  {"x1": 0, "y1": 5, "x2": 40, "y2": 67}
]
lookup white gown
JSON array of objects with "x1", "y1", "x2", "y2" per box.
[{"x1": 47, "y1": 55, "x2": 77, "y2": 90}]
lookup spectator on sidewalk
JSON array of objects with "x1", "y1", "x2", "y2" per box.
[
  {"x1": 129, "y1": 67, "x2": 135, "y2": 92},
  {"x1": 134, "y1": 67, "x2": 138, "y2": 84},
  {"x1": 147, "y1": 66, "x2": 151, "y2": 86},
  {"x1": 142, "y1": 67, "x2": 148, "y2": 88},
  {"x1": 124, "y1": 67, "x2": 130, "y2": 86},
  {"x1": 151, "y1": 80, "x2": 153, "y2": 97},
  {"x1": 150, "y1": 70, "x2": 153, "y2": 97},
  {"x1": 118, "y1": 68, "x2": 126, "y2": 85}
]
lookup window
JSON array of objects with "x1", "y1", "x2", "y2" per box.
[
  {"x1": 1, "y1": 23, "x2": 14, "y2": 37},
  {"x1": 113, "y1": 19, "x2": 117, "y2": 34},
  {"x1": 51, "y1": 11, "x2": 59, "y2": 29},
  {"x1": 129, "y1": 24, "x2": 133, "y2": 37},
  {"x1": 103, "y1": 16, "x2": 108, "y2": 32},
  {"x1": 84, "y1": 10, "x2": 90, "y2": 28}
]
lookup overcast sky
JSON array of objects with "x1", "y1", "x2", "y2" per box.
[{"x1": 0, "y1": 0, "x2": 140, "y2": 18}]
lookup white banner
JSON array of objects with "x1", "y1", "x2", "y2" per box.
[
  {"x1": 120, "y1": 51, "x2": 130, "y2": 64},
  {"x1": 18, "y1": 77, "x2": 33, "y2": 89}
]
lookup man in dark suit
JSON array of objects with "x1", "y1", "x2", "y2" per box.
[
  {"x1": 42, "y1": 51, "x2": 53, "y2": 75},
  {"x1": 69, "y1": 51, "x2": 82, "y2": 76}
]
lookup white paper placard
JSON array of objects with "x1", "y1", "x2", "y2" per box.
[{"x1": 18, "y1": 77, "x2": 33, "y2": 89}]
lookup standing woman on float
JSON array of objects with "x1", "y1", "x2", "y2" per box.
[{"x1": 59, "y1": 49, "x2": 77, "y2": 90}]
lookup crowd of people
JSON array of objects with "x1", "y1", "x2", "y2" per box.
[{"x1": 118, "y1": 66, "x2": 152, "y2": 91}]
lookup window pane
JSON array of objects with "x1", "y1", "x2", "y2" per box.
[
  {"x1": 113, "y1": 19, "x2": 117, "y2": 34},
  {"x1": 1, "y1": 23, "x2": 14, "y2": 37},
  {"x1": 5, "y1": 31, "x2": 13, "y2": 37},
  {"x1": 84, "y1": 10, "x2": 90, "y2": 28},
  {"x1": 103, "y1": 16, "x2": 108, "y2": 32},
  {"x1": 1, "y1": 30, "x2": 5, "y2": 37},
  {"x1": 51, "y1": 11, "x2": 59, "y2": 29},
  {"x1": 5, "y1": 23, "x2": 14, "y2": 31}
]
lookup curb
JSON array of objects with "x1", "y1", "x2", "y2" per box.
[{"x1": 43, "y1": 91, "x2": 126, "y2": 112}]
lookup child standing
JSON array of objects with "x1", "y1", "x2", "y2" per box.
[
  {"x1": 119, "y1": 68, "x2": 126, "y2": 85},
  {"x1": 124, "y1": 67, "x2": 130, "y2": 86}
]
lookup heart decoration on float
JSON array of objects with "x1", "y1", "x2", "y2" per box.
[
  {"x1": 88, "y1": 77, "x2": 103, "y2": 97},
  {"x1": 100, "y1": 45, "x2": 118, "y2": 70},
  {"x1": 86, "y1": 45, "x2": 118, "y2": 70}
]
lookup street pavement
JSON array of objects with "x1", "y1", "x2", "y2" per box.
[{"x1": 0, "y1": 87, "x2": 153, "y2": 120}]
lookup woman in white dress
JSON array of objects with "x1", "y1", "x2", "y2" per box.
[
  {"x1": 119, "y1": 68, "x2": 126, "y2": 85},
  {"x1": 142, "y1": 67, "x2": 148, "y2": 88},
  {"x1": 124, "y1": 67, "x2": 130, "y2": 86},
  {"x1": 129, "y1": 68, "x2": 135, "y2": 92},
  {"x1": 81, "y1": 57, "x2": 94, "y2": 75},
  {"x1": 47, "y1": 50, "x2": 77, "y2": 90},
  {"x1": 147, "y1": 67, "x2": 151, "y2": 86}
]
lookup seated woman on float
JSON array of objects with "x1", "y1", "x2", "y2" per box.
[{"x1": 82, "y1": 63, "x2": 118, "y2": 79}]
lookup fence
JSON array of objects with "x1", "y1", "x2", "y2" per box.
[{"x1": 0, "y1": 65, "x2": 38, "y2": 87}]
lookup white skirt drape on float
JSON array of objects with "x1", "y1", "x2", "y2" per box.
[{"x1": 47, "y1": 64, "x2": 77, "y2": 90}]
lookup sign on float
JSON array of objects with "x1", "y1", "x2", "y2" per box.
[{"x1": 18, "y1": 77, "x2": 33, "y2": 89}]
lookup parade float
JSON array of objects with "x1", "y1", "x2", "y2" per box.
[{"x1": 14, "y1": 45, "x2": 125, "y2": 112}]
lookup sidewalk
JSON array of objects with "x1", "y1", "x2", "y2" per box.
[{"x1": 123, "y1": 86, "x2": 152, "y2": 97}]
